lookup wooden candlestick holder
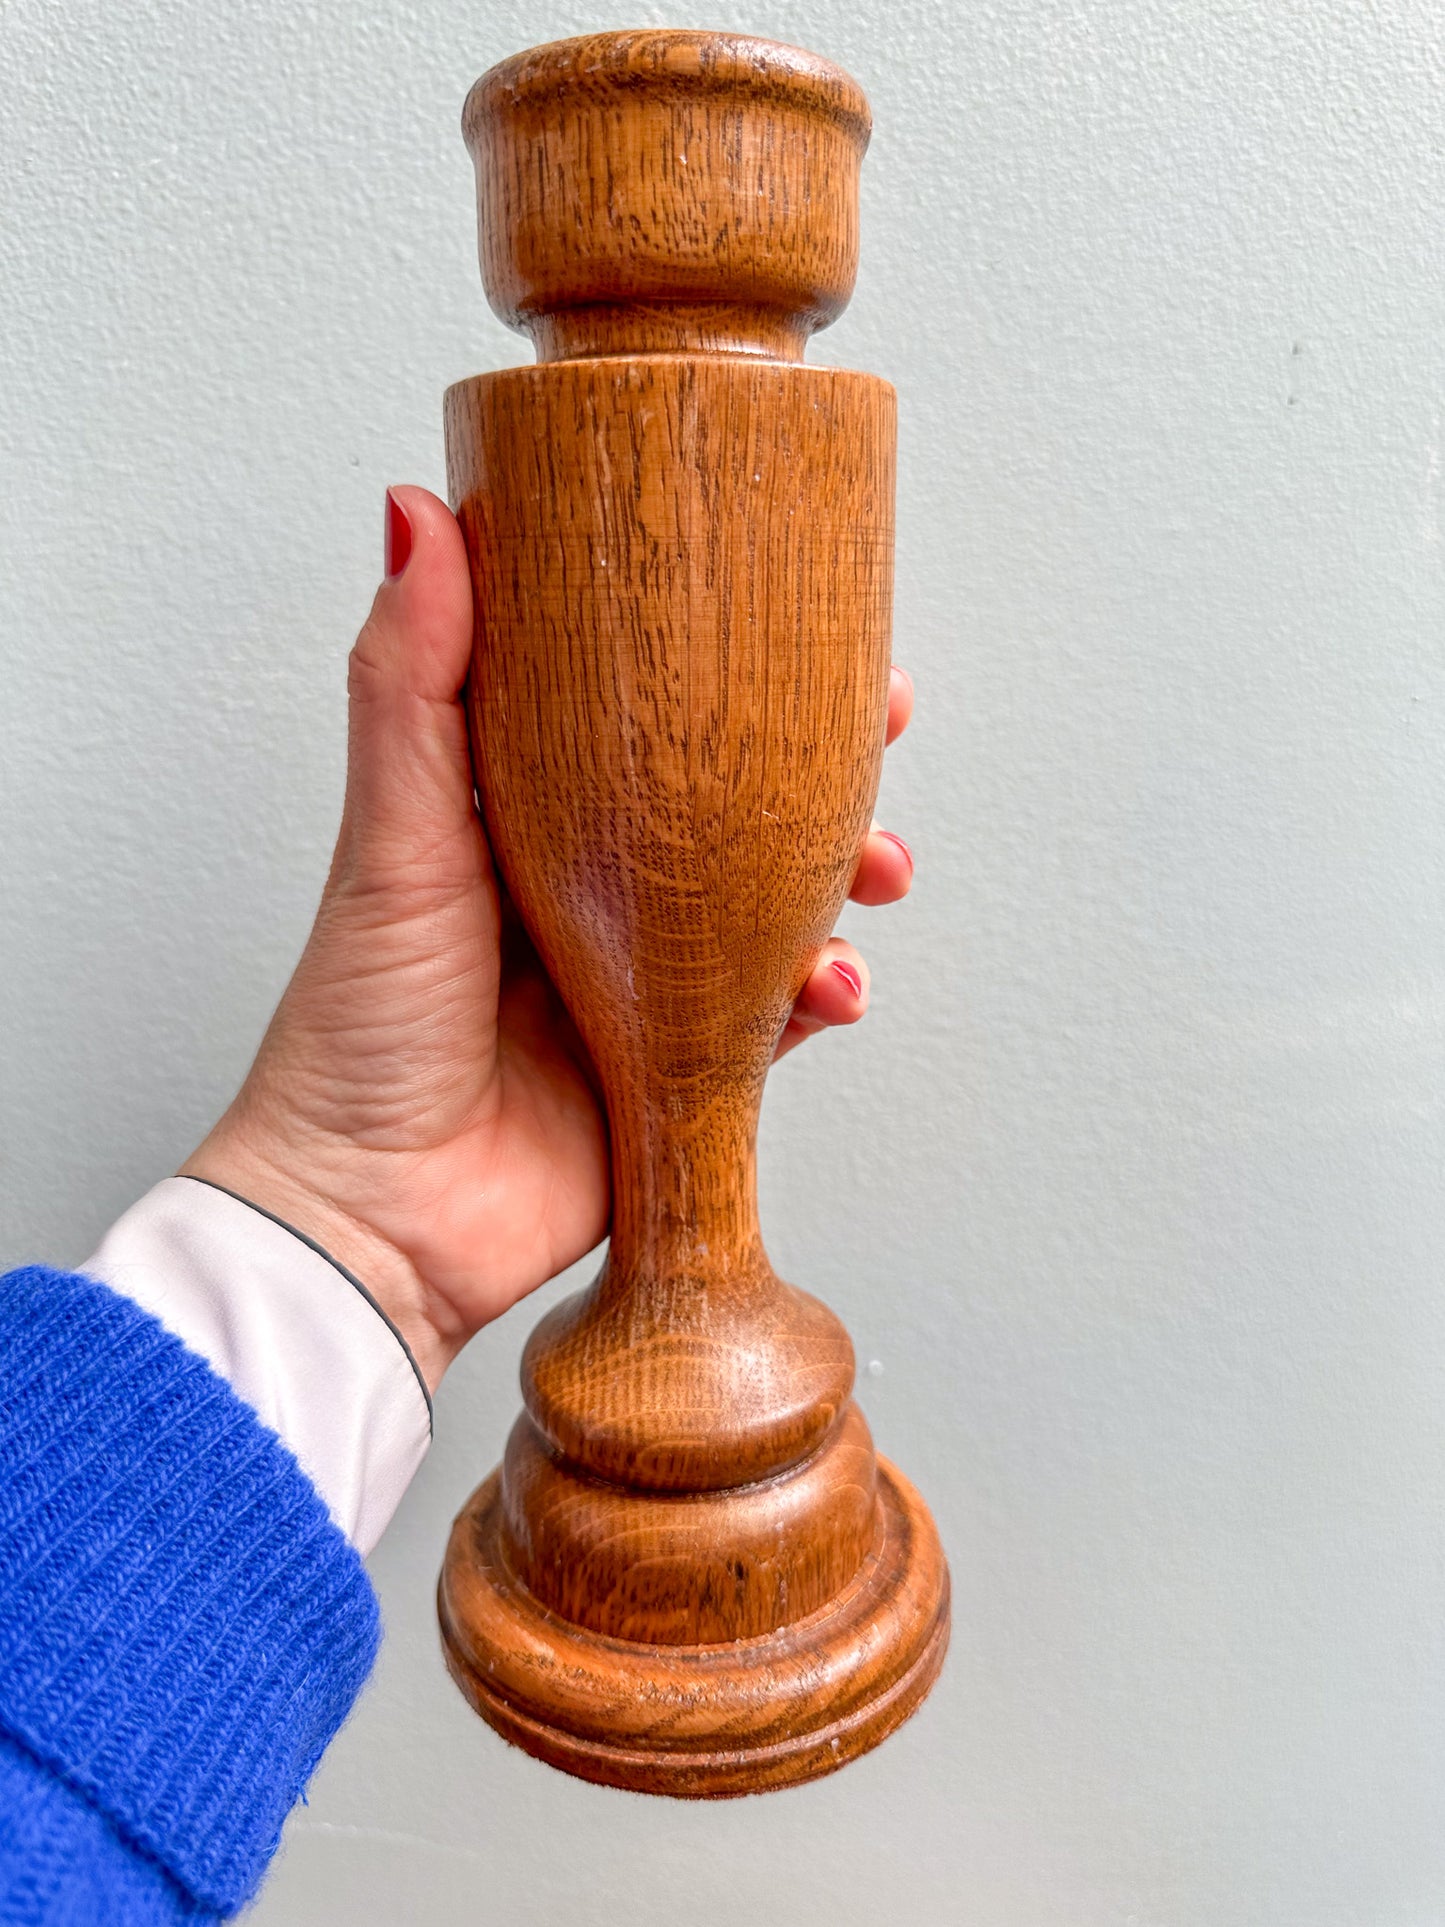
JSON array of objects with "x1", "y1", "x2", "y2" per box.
[{"x1": 438, "y1": 29, "x2": 950, "y2": 1797}]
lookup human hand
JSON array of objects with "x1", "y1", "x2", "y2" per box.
[{"x1": 182, "y1": 488, "x2": 916, "y2": 1389}]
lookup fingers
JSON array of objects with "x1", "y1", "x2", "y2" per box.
[
  {"x1": 847, "y1": 665, "x2": 916, "y2": 905},
  {"x1": 775, "y1": 663, "x2": 915, "y2": 1059},
  {"x1": 850, "y1": 822, "x2": 914, "y2": 906},
  {"x1": 886, "y1": 664, "x2": 914, "y2": 745},
  {"x1": 334, "y1": 487, "x2": 486, "y2": 895},
  {"x1": 773, "y1": 938, "x2": 869, "y2": 1062}
]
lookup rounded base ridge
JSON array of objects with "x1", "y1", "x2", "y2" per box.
[
  {"x1": 520, "y1": 1274, "x2": 859, "y2": 1491},
  {"x1": 438, "y1": 1457, "x2": 950, "y2": 1798}
]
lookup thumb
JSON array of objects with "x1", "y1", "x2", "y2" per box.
[{"x1": 335, "y1": 486, "x2": 482, "y2": 894}]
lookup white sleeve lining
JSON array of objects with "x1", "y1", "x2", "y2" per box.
[{"x1": 82, "y1": 1176, "x2": 432, "y2": 1555}]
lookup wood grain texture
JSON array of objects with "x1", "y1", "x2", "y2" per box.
[
  {"x1": 463, "y1": 31, "x2": 870, "y2": 363},
  {"x1": 439, "y1": 28, "x2": 949, "y2": 1795},
  {"x1": 441, "y1": 1459, "x2": 950, "y2": 1797}
]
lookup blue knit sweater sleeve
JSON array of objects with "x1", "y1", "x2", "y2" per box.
[{"x1": 0, "y1": 1264, "x2": 383, "y2": 1922}]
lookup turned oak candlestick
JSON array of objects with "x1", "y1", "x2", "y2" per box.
[{"x1": 438, "y1": 28, "x2": 950, "y2": 1796}]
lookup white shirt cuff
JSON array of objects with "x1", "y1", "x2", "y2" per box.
[{"x1": 82, "y1": 1176, "x2": 431, "y2": 1555}]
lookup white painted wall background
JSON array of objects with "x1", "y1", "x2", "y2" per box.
[{"x1": 4, "y1": 2, "x2": 1445, "y2": 1921}]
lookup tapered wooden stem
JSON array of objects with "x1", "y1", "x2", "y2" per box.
[{"x1": 439, "y1": 29, "x2": 949, "y2": 1795}]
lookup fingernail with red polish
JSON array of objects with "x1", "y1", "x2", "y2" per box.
[
  {"x1": 385, "y1": 489, "x2": 413, "y2": 581},
  {"x1": 878, "y1": 830, "x2": 914, "y2": 874},
  {"x1": 832, "y1": 960, "x2": 863, "y2": 1001}
]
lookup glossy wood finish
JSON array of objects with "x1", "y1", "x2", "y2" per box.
[
  {"x1": 439, "y1": 29, "x2": 949, "y2": 1794},
  {"x1": 441, "y1": 1461, "x2": 949, "y2": 1797}
]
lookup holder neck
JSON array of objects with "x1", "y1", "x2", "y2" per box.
[
  {"x1": 601, "y1": 1072, "x2": 768, "y2": 1298},
  {"x1": 526, "y1": 301, "x2": 812, "y2": 364}
]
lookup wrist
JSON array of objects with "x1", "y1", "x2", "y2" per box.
[{"x1": 179, "y1": 1116, "x2": 456, "y2": 1391}]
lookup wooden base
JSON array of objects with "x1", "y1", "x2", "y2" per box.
[{"x1": 438, "y1": 1458, "x2": 950, "y2": 1798}]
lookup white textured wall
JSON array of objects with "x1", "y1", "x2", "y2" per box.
[{"x1": 5, "y1": 3, "x2": 1445, "y2": 1921}]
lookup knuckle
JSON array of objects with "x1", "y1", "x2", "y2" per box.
[{"x1": 347, "y1": 625, "x2": 392, "y2": 705}]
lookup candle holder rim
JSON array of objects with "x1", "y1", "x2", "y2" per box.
[{"x1": 462, "y1": 28, "x2": 873, "y2": 152}]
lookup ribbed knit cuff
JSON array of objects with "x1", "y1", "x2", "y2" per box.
[{"x1": 0, "y1": 1265, "x2": 381, "y2": 1916}]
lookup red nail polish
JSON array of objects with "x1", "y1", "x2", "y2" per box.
[
  {"x1": 831, "y1": 960, "x2": 863, "y2": 1000},
  {"x1": 385, "y1": 488, "x2": 413, "y2": 580},
  {"x1": 878, "y1": 830, "x2": 914, "y2": 874}
]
